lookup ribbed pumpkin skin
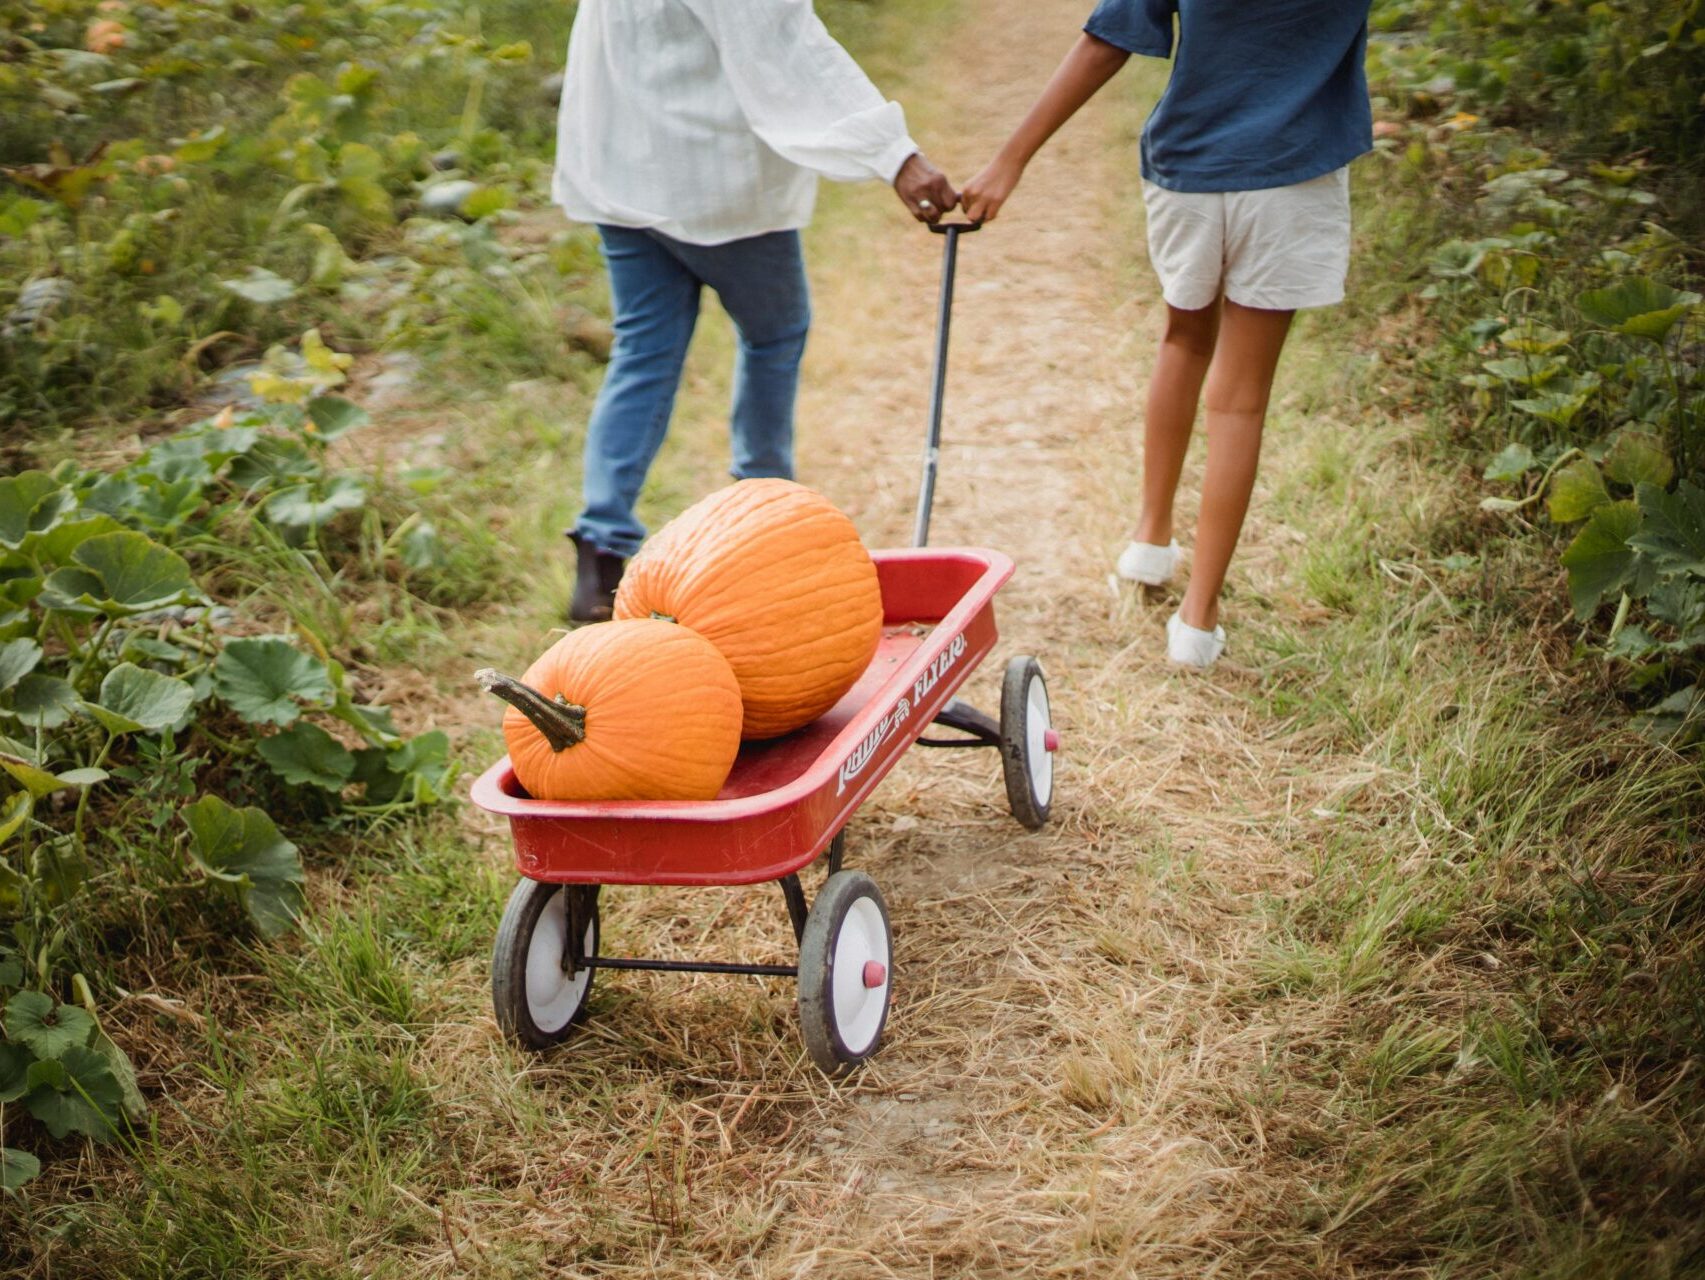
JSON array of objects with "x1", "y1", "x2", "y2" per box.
[
  {"x1": 504, "y1": 619, "x2": 743, "y2": 802},
  {"x1": 614, "y1": 480, "x2": 883, "y2": 740}
]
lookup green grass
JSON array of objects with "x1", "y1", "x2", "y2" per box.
[{"x1": 1223, "y1": 291, "x2": 1705, "y2": 1271}]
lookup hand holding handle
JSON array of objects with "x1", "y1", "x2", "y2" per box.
[{"x1": 894, "y1": 152, "x2": 960, "y2": 224}]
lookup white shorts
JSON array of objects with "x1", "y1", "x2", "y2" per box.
[{"x1": 1142, "y1": 168, "x2": 1351, "y2": 312}]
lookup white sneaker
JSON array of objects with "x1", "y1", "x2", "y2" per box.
[
  {"x1": 1166, "y1": 612, "x2": 1225, "y2": 669},
  {"x1": 1116, "y1": 539, "x2": 1181, "y2": 586}
]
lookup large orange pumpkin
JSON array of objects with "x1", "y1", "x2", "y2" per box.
[
  {"x1": 614, "y1": 480, "x2": 883, "y2": 740},
  {"x1": 477, "y1": 619, "x2": 742, "y2": 802}
]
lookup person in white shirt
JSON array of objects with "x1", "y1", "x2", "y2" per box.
[{"x1": 555, "y1": 0, "x2": 959, "y2": 622}]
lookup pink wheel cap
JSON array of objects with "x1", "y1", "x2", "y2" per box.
[
  {"x1": 862, "y1": 960, "x2": 887, "y2": 989},
  {"x1": 1043, "y1": 729, "x2": 1061, "y2": 753}
]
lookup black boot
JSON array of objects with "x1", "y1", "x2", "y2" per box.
[{"x1": 567, "y1": 532, "x2": 627, "y2": 624}]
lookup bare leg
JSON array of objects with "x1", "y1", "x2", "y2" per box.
[
  {"x1": 1178, "y1": 300, "x2": 1295, "y2": 632},
  {"x1": 1135, "y1": 300, "x2": 1221, "y2": 546}
]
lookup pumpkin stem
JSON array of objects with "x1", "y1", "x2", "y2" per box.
[{"x1": 474, "y1": 669, "x2": 587, "y2": 752}]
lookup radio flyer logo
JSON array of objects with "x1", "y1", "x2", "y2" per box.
[{"x1": 837, "y1": 633, "x2": 968, "y2": 795}]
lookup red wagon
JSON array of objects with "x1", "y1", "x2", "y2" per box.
[{"x1": 472, "y1": 225, "x2": 1058, "y2": 1074}]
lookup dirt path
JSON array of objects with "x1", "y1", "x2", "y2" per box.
[
  {"x1": 734, "y1": 1, "x2": 1321, "y2": 1273},
  {"x1": 313, "y1": 2, "x2": 1372, "y2": 1274}
]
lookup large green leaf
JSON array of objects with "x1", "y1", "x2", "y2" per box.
[
  {"x1": 29, "y1": 514, "x2": 124, "y2": 567},
  {"x1": 1560, "y1": 500, "x2": 1641, "y2": 619},
  {"x1": 24, "y1": 1044, "x2": 124, "y2": 1140},
  {"x1": 39, "y1": 531, "x2": 200, "y2": 616},
  {"x1": 397, "y1": 519, "x2": 443, "y2": 572},
  {"x1": 305, "y1": 395, "x2": 369, "y2": 441},
  {"x1": 221, "y1": 266, "x2": 297, "y2": 305},
  {"x1": 120, "y1": 634, "x2": 187, "y2": 666},
  {"x1": 3, "y1": 990, "x2": 95, "y2": 1059},
  {"x1": 388, "y1": 729, "x2": 451, "y2": 781},
  {"x1": 1603, "y1": 430, "x2": 1675, "y2": 490},
  {"x1": 1483, "y1": 442, "x2": 1537, "y2": 483},
  {"x1": 1578, "y1": 277, "x2": 1700, "y2": 342},
  {"x1": 355, "y1": 729, "x2": 453, "y2": 807},
  {"x1": 137, "y1": 425, "x2": 261, "y2": 485},
  {"x1": 213, "y1": 638, "x2": 333, "y2": 727},
  {"x1": 182, "y1": 795, "x2": 305, "y2": 938},
  {"x1": 1547, "y1": 458, "x2": 1610, "y2": 524},
  {"x1": 335, "y1": 142, "x2": 393, "y2": 222},
  {"x1": 1498, "y1": 321, "x2": 1570, "y2": 354},
  {"x1": 332, "y1": 698, "x2": 399, "y2": 745},
  {"x1": 0, "y1": 639, "x2": 41, "y2": 695},
  {"x1": 1513, "y1": 386, "x2": 1593, "y2": 430},
  {"x1": 81, "y1": 475, "x2": 142, "y2": 521},
  {"x1": 126, "y1": 476, "x2": 207, "y2": 533},
  {"x1": 1629, "y1": 481, "x2": 1705, "y2": 577},
  {"x1": 2, "y1": 1146, "x2": 40, "y2": 1192},
  {"x1": 0, "y1": 1042, "x2": 28, "y2": 1103},
  {"x1": 0, "y1": 576, "x2": 39, "y2": 623},
  {"x1": 33, "y1": 567, "x2": 104, "y2": 618},
  {"x1": 74, "y1": 531, "x2": 198, "y2": 610},
  {"x1": 0, "y1": 473, "x2": 74, "y2": 550},
  {"x1": 1482, "y1": 355, "x2": 1566, "y2": 387},
  {"x1": 1635, "y1": 685, "x2": 1703, "y2": 745},
  {"x1": 258, "y1": 721, "x2": 355, "y2": 790},
  {"x1": 82, "y1": 663, "x2": 195, "y2": 735},
  {"x1": 1645, "y1": 577, "x2": 1705, "y2": 631},
  {"x1": 261, "y1": 476, "x2": 367, "y2": 530},
  {"x1": 4, "y1": 674, "x2": 78, "y2": 730},
  {"x1": 88, "y1": 1026, "x2": 146, "y2": 1121},
  {"x1": 226, "y1": 436, "x2": 318, "y2": 490}
]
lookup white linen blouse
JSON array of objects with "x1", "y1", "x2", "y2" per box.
[{"x1": 551, "y1": 0, "x2": 919, "y2": 246}]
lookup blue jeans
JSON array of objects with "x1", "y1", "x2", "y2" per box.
[{"x1": 573, "y1": 225, "x2": 812, "y2": 557}]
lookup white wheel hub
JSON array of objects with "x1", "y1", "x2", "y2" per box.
[
  {"x1": 1025, "y1": 675, "x2": 1054, "y2": 807},
  {"x1": 525, "y1": 889, "x2": 594, "y2": 1033},
  {"x1": 831, "y1": 896, "x2": 890, "y2": 1055}
]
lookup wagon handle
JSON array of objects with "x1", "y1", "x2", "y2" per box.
[{"x1": 914, "y1": 221, "x2": 981, "y2": 547}]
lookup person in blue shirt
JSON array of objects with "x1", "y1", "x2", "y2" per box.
[{"x1": 962, "y1": 0, "x2": 1373, "y2": 669}]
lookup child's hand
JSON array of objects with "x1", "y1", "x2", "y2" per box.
[{"x1": 961, "y1": 157, "x2": 1024, "y2": 223}]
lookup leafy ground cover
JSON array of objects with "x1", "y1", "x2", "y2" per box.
[
  {"x1": 1364, "y1": 0, "x2": 1704, "y2": 738},
  {"x1": 0, "y1": 368, "x2": 477, "y2": 1187},
  {"x1": 0, "y1": 0, "x2": 599, "y2": 433},
  {"x1": 2, "y1": 0, "x2": 579, "y2": 1181}
]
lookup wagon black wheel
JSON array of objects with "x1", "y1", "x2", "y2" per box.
[
  {"x1": 492, "y1": 880, "x2": 599, "y2": 1050},
  {"x1": 797, "y1": 871, "x2": 892, "y2": 1077},
  {"x1": 1000, "y1": 655, "x2": 1054, "y2": 830}
]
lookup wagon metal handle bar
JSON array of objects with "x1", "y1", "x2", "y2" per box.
[{"x1": 914, "y1": 220, "x2": 982, "y2": 546}]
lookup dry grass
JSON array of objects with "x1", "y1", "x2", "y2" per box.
[{"x1": 6, "y1": 0, "x2": 1704, "y2": 1277}]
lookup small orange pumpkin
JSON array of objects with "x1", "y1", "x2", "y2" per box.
[
  {"x1": 477, "y1": 619, "x2": 742, "y2": 802},
  {"x1": 614, "y1": 480, "x2": 883, "y2": 740}
]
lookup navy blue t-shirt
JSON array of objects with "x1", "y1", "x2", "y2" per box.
[{"x1": 1084, "y1": 0, "x2": 1373, "y2": 193}]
